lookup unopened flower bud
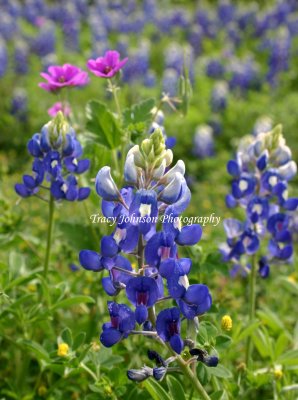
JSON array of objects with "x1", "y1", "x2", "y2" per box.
[{"x1": 127, "y1": 366, "x2": 153, "y2": 382}]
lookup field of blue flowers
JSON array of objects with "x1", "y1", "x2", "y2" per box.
[{"x1": 1, "y1": 0, "x2": 298, "y2": 399}]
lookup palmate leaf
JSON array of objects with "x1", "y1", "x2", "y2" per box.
[
  {"x1": 123, "y1": 98, "x2": 155, "y2": 125},
  {"x1": 86, "y1": 100, "x2": 122, "y2": 149}
]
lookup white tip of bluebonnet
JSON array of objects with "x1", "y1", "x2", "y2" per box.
[
  {"x1": 278, "y1": 161, "x2": 297, "y2": 181},
  {"x1": 95, "y1": 166, "x2": 120, "y2": 201},
  {"x1": 164, "y1": 149, "x2": 173, "y2": 167},
  {"x1": 159, "y1": 172, "x2": 183, "y2": 204},
  {"x1": 124, "y1": 153, "x2": 138, "y2": 183},
  {"x1": 152, "y1": 160, "x2": 166, "y2": 180},
  {"x1": 223, "y1": 218, "x2": 243, "y2": 239},
  {"x1": 271, "y1": 146, "x2": 292, "y2": 167},
  {"x1": 162, "y1": 160, "x2": 185, "y2": 183}
]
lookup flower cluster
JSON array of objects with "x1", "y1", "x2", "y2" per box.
[
  {"x1": 15, "y1": 112, "x2": 90, "y2": 202},
  {"x1": 79, "y1": 129, "x2": 213, "y2": 380},
  {"x1": 221, "y1": 125, "x2": 298, "y2": 278}
]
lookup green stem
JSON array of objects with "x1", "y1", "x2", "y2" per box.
[
  {"x1": 165, "y1": 344, "x2": 211, "y2": 400},
  {"x1": 108, "y1": 79, "x2": 122, "y2": 118},
  {"x1": 43, "y1": 194, "x2": 55, "y2": 278},
  {"x1": 80, "y1": 362, "x2": 98, "y2": 382},
  {"x1": 245, "y1": 253, "x2": 257, "y2": 367}
]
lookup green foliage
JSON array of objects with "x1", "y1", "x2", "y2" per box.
[{"x1": 86, "y1": 100, "x2": 122, "y2": 149}]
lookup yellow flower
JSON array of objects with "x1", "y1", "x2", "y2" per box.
[
  {"x1": 287, "y1": 274, "x2": 296, "y2": 284},
  {"x1": 27, "y1": 283, "x2": 37, "y2": 292},
  {"x1": 274, "y1": 368, "x2": 283, "y2": 380},
  {"x1": 221, "y1": 315, "x2": 233, "y2": 331},
  {"x1": 57, "y1": 342, "x2": 69, "y2": 357},
  {"x1": 38, "y1": 386, "x2": 47, "y2": 396}
]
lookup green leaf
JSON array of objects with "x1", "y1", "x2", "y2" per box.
[
  {"x1": 73, "y1": 332, "x2": 86, "y2": 350},
  {"x1": 51, "y1": 295, "x2": 95, "y2": 311},
  {"x1": 208, "y1": 365, "x2": 233, "y2": 379},
  {"x1": 277, "y1": 349, "x2": 298, "y2": 366},
  {"x1": 196, "y1": 363, "x2": 211, "y2": 385},
  {"x1": 252, "y1": 328, "x2": 270, "y2": 358},
  {"x1": 216, "y1": 334, "x2": 232, "y2": 349},
  {"x1": 86, "y1": 100, "x2": 122, "y2": 149},
  {"x1": 167, "y1": 375, "x2": 185, "y2": 400},
  {"x1": 257, "y1": 307, "x2": 284, "y2": 333},
  {"x1": 5, "y1": 268, "x2": 43, "y2": 291},
  {"x1": 61, "y1": 327, "x2": 73, "y2": 347},
  {"x1": 275, "y1": 333, "x2": 290, "y2": 359},
  {"x1": 233, "y1": 320, "x2": 260, "y2": 344},
  {"x1": 123, "y1": 98, "x2": 155, "y2": 125},
  {"x1": 143, "y1": 379, "x2": 172, "y2": 400},
  {"x1": 210, "y1": 390, "x2": 227, "y2": 400},
  {"x1": 17, "y1": 339, "x2": 50, "y2": 363}
]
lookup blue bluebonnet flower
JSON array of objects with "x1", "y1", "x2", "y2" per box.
[
  {"x1": 221, "y1": 125, "x2": 297, "y2": 278},
  {"x1": 205, "y1": 59, "x2": 225, "y2": 79},
  {"x1": 210, "y1": 81, "x2": 228, "y2": 113},
  {"x1": 15, "y1": 112, "x2": 90, "y2": 202},
  {"x1": 0, "y1": 11, "x2": 18, "y2": 40},
  {"x1": 193, "y1": 125, "x2": 214, "y2": 159},
  {"x1": 30, "y1": 21, "x2": 56, "y2": 57},
  {"x1": 14, "y1": 40, "x2": 29, "y2": 75},
  {"x1": 100, "y1": 301, "x2": 136, "y2": 347},
  {"x1": 10, "y1": 88, "x2": 28, "y2": 122},
  {"x1": 149, "y1": 108, "x2": 176, "y2": 149},
  {"x1": 0, "y1": 38, "x2": 8, "y2": 78},
  {"x1": 190, "y1": 348, "x2": 219, "y2": 367},
  {"x1": 79, "y1": 129, "x2": 212, "y2": 379}
]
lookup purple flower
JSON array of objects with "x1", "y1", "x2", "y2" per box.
[
  {"x1": 48, "y1": 102, "x2": 71, "y2": 118},
  {"x1": 87, "y1": 50, "x2": 128, "y2": 78},
  {"x1": 39, "y1": 64, "x2": 89, "y2": 92}
]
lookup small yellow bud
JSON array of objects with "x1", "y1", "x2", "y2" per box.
[
  {"x1": 237, "y1": 362, "x2": 246, "y2": 371},
  {"x1": 38, "y1": 386, "x2": 47, "y2": 396},
  {"x1": 104, "y1": 386, "x2": 113, "y2": 396},
  {"x1": 221, "y1": 315, "x2": 233, "y2": 331},
  {"x1": 274, "y1": 368, "x2": 283, "y2": 380},
  {"x1": 83, "y1": 288, "x2": 90, "y2": 296},
  {"x1": 57, "y1": 342, "x2": 69, "y2": 357},
  {"x1": 27, "y1": 283, "x2": 37, "y2": 292},
  {"x1": 91, "y1": 341, "x2": 101, "y2": 352}
]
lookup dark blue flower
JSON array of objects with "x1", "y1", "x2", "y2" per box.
[
  {"x1": 190, "y1": 348, "x2": 219, "y2": 367},
  {"x1": 79, "y1": 250, "x2": 103, "y2": 272},
  {"x1": 156, "y1": 307, "x2": 184, "y2": 354},
  {"x1": 126, "y1": 276, "x2": 159, "y2": 324},
  {"x1": 102, "y1": 256, "x2": 133, "y2": 296},
  {"x1": 129, "y1": 189, "x2": 158, "y2": 235},
  {"x1": 258, "y1": 257, "x2": 270, "y2": 278},
  {"x1": 100, "y1": 301, "x2": 135, "y2": 347},
  {"x1": 159, "y1": 258, "x2": 191, "y2": 299},
  {"x1": 232, "y1": 174, "x2": 256, "y2": 199},
  {"x1": 177, "y1": 284, "x2": 212, "y2": 319},
  {"x1": 247, "y1": 197, "x2": 269, "y2": 223}
]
